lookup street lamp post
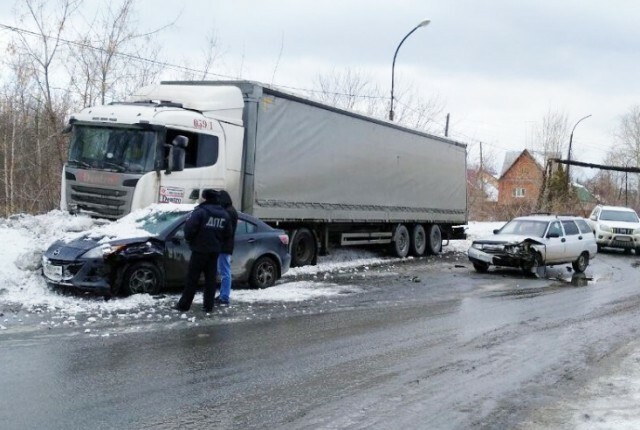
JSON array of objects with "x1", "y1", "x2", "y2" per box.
[
  {"x1": 389, "y1": 19, "x2": 430, "y2": 121},
  {"x1": 566, "y1": 114, "x2": 592, "y2": 185}
]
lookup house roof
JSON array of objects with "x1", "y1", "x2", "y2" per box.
[
  {"x1": 499, "y1": 149, "x2": 560, "y2": 179},
  {"x1": 573, "y1": 183, "x2": 597, "y2": 203}
]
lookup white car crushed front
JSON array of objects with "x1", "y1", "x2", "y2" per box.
[{"x1": 468, "y1": 215, "x2": 597, "y2": 276}]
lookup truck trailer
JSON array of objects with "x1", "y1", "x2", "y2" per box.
[{"x1": 62, "y1": 80, "x2": 467, "y2": 266}]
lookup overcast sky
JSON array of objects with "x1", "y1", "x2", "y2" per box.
[{"x1": 2, "y1": 0, "x2": 639, "y2": 176}]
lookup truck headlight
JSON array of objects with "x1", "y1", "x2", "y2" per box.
[{"x1": 634, "y1": 228, "x2": 640, "y2": 235}]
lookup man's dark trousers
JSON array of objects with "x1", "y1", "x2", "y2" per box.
[{"x1": 177, "y1": 251, "x2": 219, "y2": 311}]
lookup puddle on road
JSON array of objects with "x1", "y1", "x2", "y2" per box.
[{"x1": 484, "y1": 272, "x2": 592, "y2": 300}]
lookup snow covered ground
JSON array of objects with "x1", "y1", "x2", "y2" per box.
[
  {"x1": 2, "y1": 211, "x2": 640, "y2": 427},
  {"x1": 0, "y1": 210, "x2": 501, "y2": 316}
]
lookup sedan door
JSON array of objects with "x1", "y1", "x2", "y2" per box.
[
  {"x1": 232, "y1": 218, "x2": 272, "y2": 281},
  {"x1": 561, "y1": 220, "x2": 585, "y2": 261},
  {"x1": 163, "y1": 224, "x2": 191, "y2": 287},
  {"x1": 544, "y1": 221, "x2": 567, "y2": 263}
]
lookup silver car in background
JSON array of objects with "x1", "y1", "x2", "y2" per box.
[
  {"x1": 587, "y1": 205, "x2": 640, "y2": 253},
  {"x1": 468, "y1": 215, "x2": 597, "y2": 275}
]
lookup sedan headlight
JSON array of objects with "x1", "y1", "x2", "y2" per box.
[
  {"x1": 81, "y1": 244, "x2": 125, "y2": 259},
  {"x1": 598, "y1": 224, "x2": 612, "y2": 233},
  {"x1": 471, "y1": 243, "x2": 484, "y2": 250}
]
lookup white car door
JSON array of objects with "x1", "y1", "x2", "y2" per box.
[
  {"x1": 544, "y1": 221, "x2": 567, "y2": 263},
  {"x1": 561, "y1": 220, "x2": 583, "y2": 261}
]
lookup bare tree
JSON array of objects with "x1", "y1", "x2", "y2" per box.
[
  {"x1": 391, "y1": 82, "x2": 445, "y2": 133},
  {"x1": 530, "y1": 108, "x2": 569, "y2": 164},
  {"x1": 70, "y1": 0, "x2": 170, "y2": 105},
  {"x1": 312, "y1": 69, "x2": 444, "y2": 134},
  {"x1": 176, "y1": 27, "x2": 225, "y2": 81},
  {"x1": 0, "y1": 0, "x2": 175, "y2": 215},
  {"x1": 313, "y1": 67, "x2": 379, "y2": 112},
  {"x1": 614, "y1": 105, "x2": 640, "y2": 207}
]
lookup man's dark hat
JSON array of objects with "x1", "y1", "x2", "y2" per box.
[{"x1": 202, "y1": 188, "x2": 219, "y2": 201}]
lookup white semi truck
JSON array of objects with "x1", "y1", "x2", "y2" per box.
[{"x1": 62, "y1": 80, "x2": 467, "y2": 266}]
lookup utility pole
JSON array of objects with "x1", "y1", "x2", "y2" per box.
[
  {"x1": 444, "y1": 113, "x2": 450, "y2": 137},
  {"x1": 479, "y1": 141, "x2": 484, "y2": 217},
  {"x1": 567, "y1": 114, "x2": 592, "y2": 187}
]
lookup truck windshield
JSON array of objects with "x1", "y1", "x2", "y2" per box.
[{"x1": 68, "y1": 125, "x2": 158, "y2": 173}]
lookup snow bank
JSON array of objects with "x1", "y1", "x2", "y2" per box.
[{"x1": 0, "y1": 208, "x2": 501, "y2": 314}]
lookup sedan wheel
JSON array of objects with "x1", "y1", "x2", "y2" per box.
[
  {"x1": 572, "y1": 252, "x2": 589, "y2": 273},
  {"x1": 122, "y1": 262, "x2": 163, "y2": 295},
  {"x1": 473, "y1": 261, "x2": 489, "y2": 273},
  {"x1": 521, "y1": 252, "x2": 543, "y2": 276},
  {"x1": 249, "y1": 256, "x2": 278, "y2": 289}
]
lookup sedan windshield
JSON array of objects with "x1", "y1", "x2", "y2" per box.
[
  {"x1": 600, "y1": 210, "x2": 639, "y2": 223},
  {"x1": 137, "y1": 211, "x2": 189, "y2": 235},
  {"x1": 68, "y1": 125, "x2": 158, "y2": 173},
  {"x1": 498, "y1": 220, "x2": 549, "y2": 238}
]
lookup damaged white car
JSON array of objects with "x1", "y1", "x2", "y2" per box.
[{"x1": 468, "y1": 215, "x2": 597, "y2": 275}]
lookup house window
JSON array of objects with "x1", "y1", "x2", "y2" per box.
[{"x1": 512, "y1": 188, "x2": 526, "y2": 198}]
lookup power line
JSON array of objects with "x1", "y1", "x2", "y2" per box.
[{"x1": 2, "y1": 21, "x2": 530, "y2": 151}]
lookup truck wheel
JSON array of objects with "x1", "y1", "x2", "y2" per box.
[
  {"x1": 410, "y1": 224, "x2": 427, "y2": 256},
  {"x1": 391, "y1": 224, "x2": 410, "y2": 258},
  {"x1": 291, "y1": 228, "x2": 316, "y2": 267},
  {"x1": 122, "y1": 262, "x2": 163, "y2": 295},
  {"x1": 426, "y1": 224, "x2": 442, "y2": 255},
  {"x1": 572, "y1": 252, "x2": 589, "y2": 273}
]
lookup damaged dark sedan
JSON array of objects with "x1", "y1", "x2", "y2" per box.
[
  {"x1": 468, "y1": 215, "x2": 597, "y2": 275},
  {"x1": 42, "y1": 204, "x2": 291, "y2": 296}
]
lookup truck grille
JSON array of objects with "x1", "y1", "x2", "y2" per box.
[
  {"x1": 68, "y1": 185, "x2": 130, "y2": 218},
  {"x1": 612, "y1": 227, "x2": 634, "y2": 235}
]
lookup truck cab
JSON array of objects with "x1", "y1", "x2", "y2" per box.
[{"x1": 62, "y1": 85, "x2": 245, "y2": 218}]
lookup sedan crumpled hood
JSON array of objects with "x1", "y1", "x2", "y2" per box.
[
  {"x1": 473, "y1": 234, "x2": 545, "y2": 245},
  {"x1": 44, "y1": 235, "x2": 152, "y2": 260}
]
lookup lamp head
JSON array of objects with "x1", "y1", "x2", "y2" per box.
[{"x1": 418, "y1": 19, "x2": 431, "y2": 28}]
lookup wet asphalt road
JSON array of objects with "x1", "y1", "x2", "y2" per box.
[{"x1": 2, "y1": 251, "x2": 640, "y2": 429}]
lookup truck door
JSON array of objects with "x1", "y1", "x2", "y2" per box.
[{"x1": 158, "y1": 128, "x2": 225, "y2": 205}]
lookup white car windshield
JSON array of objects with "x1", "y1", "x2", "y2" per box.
[
  {"x1": 600, "y1": 210, "x2": 639, "y2": 223},
  {"x1": 498, "y1": 220, "x2": 548, "y2": 238}
]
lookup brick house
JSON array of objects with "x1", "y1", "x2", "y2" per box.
[{"x1": 498, "y1": 149, "x2": 544, "y2": 206}]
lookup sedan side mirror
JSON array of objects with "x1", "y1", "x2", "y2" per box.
[{"x1": 493, "y1": 229, "x2": 500, "y2": 234}]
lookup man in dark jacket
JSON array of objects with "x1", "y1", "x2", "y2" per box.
[
  {"x1": 216, "y1": 190, "x2": 238, "y2": 305},
  {"x1": 176, "y1": 189, "x2": 232, "y2": 312}
]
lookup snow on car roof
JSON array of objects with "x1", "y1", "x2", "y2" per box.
[
  {"x1": 513, "y1": 214, "x2": 585, "y2": 222},
  {"x1": 61, "y1": 203, "x2": 196, "y2": 244},
  {"x1": 599, "y1": 205, "x2": 637, "y2": 212}
]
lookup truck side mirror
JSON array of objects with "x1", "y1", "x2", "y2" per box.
[{"x1": 164, "y1": 135, "x2": 188, "y2": 174}]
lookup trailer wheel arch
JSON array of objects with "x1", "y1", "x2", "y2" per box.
[{"x1": 290, "y1": 228, "x2": 318, "y2": 267}]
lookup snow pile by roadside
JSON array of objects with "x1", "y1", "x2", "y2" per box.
[{"x1": 0, "y1": 209, "x2": 502, "y2": 314}]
